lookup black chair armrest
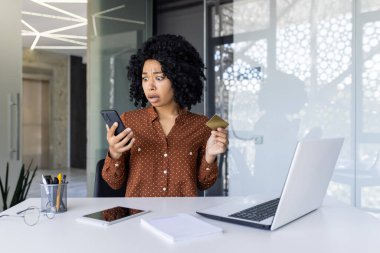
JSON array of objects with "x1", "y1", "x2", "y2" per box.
[{"x1": 94, "y1": 159, "x2": 127, "y2": 197}]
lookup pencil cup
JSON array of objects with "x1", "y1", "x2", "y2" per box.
[{"x1": 40, "y1": 183, "x2": 68, "y2": 213}]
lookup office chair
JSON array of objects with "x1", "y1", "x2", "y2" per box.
[{"x1": 94, "y1": 158, "x2": 127, "y2": 197}]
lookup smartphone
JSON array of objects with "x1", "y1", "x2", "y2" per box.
[{"x1": 101, "y1": 110, "x2": 126, "y2": 135}]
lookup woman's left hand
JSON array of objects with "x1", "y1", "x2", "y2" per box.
[{"x1": 205, "y1": 128, "x2": 228, "y2": 164}]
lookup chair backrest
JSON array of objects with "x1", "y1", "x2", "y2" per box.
[{"x1": 94, "y1": 159, "x2": 126, "y2": 197}]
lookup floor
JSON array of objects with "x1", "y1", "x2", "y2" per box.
[{"x1": 28, "y1": 168, "x2": 87, "y2": 198}]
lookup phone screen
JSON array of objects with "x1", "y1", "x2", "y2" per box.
[{"x1": 83, "y1": 206, "x2": 147, "y2": 223}]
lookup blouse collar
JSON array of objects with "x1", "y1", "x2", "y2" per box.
[{"x1": 147, "y1": 106, "x2": 188, "y2": 124}]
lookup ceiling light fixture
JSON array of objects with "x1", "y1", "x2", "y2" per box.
[
  {"x1": 31, "y1": 34, "x2": 41, "y2": 50},
  {"x1": 42, "y1": 22, "x2": 86, "y2": 35},
  {"x1": 47, "y1": 34, "x2": 87, "y2": 39},
  {"x1": 22, "y1": 19, "x2": 41, "y2": 50},
  {"x1": 22, "y1": 11, "x2": 83, "y2": 22},
  {"x1": 91, "y1": 5, "x2": 125, "y2": 36},
  {"x1": 21, "y1": 19, "x2": 38, "y2": 33},
  {"x1": 91, "y1": 5, "x2": 145, "y2": 37},
  {"x1": 22, "y1": 31, "x2": 87, "y2": 40},
  {"x1": 33, "y1": 0, "x2": 87, "y2": 3},
  {"x1": 22, "y1": 0, "x2": 88, "y2": 54},
  {"x1": 31, "y1": 0, "x2": 86, "y2": 22},
  {"x1": 22, "y1": 18, "x2": 87, "y2": 50},
  {"x1": 34, "y1": 46, "x2": 86, "y2": 49},
  {"x1": 42, "y1": 34, "x2": 86, "y2": 45},
  {"x1": 97, "y1": 16, "x2": 145, "y2": 25}
]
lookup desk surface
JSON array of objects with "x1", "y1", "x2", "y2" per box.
[{"x1": 1, "y1": 197, "x2": 379, "y2": 253}]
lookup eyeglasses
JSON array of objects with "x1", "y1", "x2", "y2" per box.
[{"x1": 0, "y1": 203, "x2": 56, "y2": 226}]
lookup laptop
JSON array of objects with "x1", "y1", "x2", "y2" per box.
[{"x1": 197, "y1": 138, "x2": 344, "y2": 231}]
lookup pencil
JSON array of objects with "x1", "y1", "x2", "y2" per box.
[{"x1": 56, "y1": 173, "x2": 62, "y2": 211}]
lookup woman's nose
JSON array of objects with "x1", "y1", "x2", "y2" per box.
[
  {"x1": 147, "y1": 80, "x2": 156, "y2": 91},
  {"x1": 149, "y1": 81, "x2": 156, "y2": 90}
]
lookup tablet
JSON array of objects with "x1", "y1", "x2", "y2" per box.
[{"x1": 76, "y1": 206, "x2": 149, "y2": 227}]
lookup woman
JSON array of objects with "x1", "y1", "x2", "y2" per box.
[{"x1": 102, "y1": 34, "x2": 228, "y2": 197}]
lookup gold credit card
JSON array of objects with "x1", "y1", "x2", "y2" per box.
[{"x1": 206, "y1": 114, "x2": 229, "y2": 130}]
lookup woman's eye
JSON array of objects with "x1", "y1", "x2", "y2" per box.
[
  {"x1": 142, "y1": 77, "x2": 148, "y2": 81},
  {"x1": 156, "y1": 76, "x2": 165, "y2": 81}
]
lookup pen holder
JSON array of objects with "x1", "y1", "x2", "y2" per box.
[{"x1": 40, "y1": 183, "x2": 68, "y2": 213}]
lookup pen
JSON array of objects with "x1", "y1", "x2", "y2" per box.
[
  {"x1": 60, "y1": 175, "x2": 67, "y2": 210},
  {"x1": 43, "y1": 175, "x2": 54, "y2": 211},
  {"x1": 45, "y1": 175, "x2": 52, "y2": 184}
]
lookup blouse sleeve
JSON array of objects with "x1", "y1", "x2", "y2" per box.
[
  {"x1": 101, "y1": 151, "x2": 128, "y2": 190},
  {"x1": 197, "y1": 129, "x2": 218, "y2": 191}
]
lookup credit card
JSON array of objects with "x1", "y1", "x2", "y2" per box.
[{"x1": 206, "y1": 115, "x2": 229, "y2": 130}]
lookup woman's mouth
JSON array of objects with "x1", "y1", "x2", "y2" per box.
[{"x1": 148, "y1": 95, "x2": 160, "y2": 103}]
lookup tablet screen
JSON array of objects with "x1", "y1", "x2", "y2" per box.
[{"x1": 83, "y1": 206, "x2": 147, "y2": 223}]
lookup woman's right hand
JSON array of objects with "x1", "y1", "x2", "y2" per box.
[{"x1": 106, "y1": 122, "x2": 135, "y2": 160}]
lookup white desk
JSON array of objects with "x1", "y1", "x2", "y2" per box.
[{"x1": 0, "y1": 197, "x2": 379, "y2": 253}]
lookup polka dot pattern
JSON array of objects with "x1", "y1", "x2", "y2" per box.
[{"x1": 102, "y1": 106, "x2": 218, "y2": 197}]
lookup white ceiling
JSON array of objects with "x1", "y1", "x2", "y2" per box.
[{"x1": 22, "y1": 0, "x2": 87, "y2": 58}]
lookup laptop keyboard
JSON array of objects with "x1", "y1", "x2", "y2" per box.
[{"x1": 229, "y1": 198, "x2": 280, "y2": 222}]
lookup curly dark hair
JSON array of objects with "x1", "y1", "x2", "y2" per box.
[{"x1": 127, "y1": 34, "x2": 206, "y2": 110}]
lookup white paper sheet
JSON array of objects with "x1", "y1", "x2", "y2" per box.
[{"x1": 141, "y1": 213, "x2": 223, "y2": 243}]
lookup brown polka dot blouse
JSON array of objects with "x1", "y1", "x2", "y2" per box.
[{"x1": 102, "y1": 106, "x2": 218, "y2": 197}]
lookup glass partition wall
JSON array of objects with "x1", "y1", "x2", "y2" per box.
[
  {"x1": 87, "y1": 0, "x2": 152, "y2": 195},
  {"x1": 206, "y1": 0, "x2": 380, "y2": 214}
]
